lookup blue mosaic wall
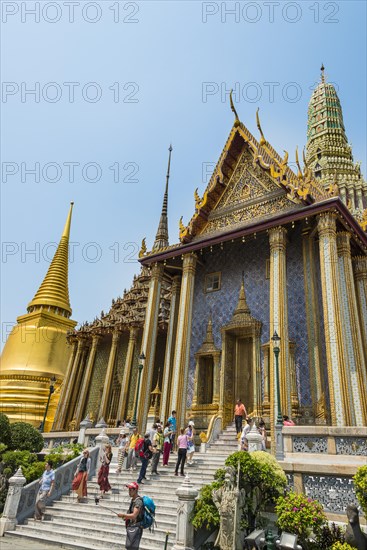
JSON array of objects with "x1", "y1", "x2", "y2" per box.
[{"x1": 187, "y1": 228, "x2": 312, "y2": 408}]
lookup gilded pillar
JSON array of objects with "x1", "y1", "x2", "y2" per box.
[
  {"x1": 269, "y1": 227, "x2": 291, "y2": 423},
  {"x1": 337, "y1": 233, "x2": 367, "y2": 424},
  {"x1": 55, "y1": 338, "x2": 85, "y2": 430},
  {"x1": 117, "y1": 327, "x2": 138, "y2": 421},
  {"x1": 137, "y1": 263, "x2": 164, "y2": 433},
  {"x1": 353, "y1": 256, "x2": 367, "y2": 367},
  {"x1": 74, "y1": 334, "x2": 100, "y2": 425},
  {"x1": 170, "y1": 253, "x2": 197, "y2": 430},
  {"x1": 52, "y1": 339, "x2": 78, "y2": 430},
  {"x1": 160, "y1": 275, "x2": 181, "y2": 421},
  {"x1": 317, "y1": 212, "x2": 348, "y2": 426},
  {"x1": 98, "y1": 330, "x2": 120, "y2": 421},
  {"x1": 212, "y1": 351, "x2": 221, "y2": 406},
  {"x1": 302, "y1": 227, "x2": 326, "y2": 423}
]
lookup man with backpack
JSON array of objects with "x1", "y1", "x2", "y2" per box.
[
  {"x1": 118, "y1": 482, "x2": 144, "y2": 549},
  {"x1": 137, "y1": 433, "x2": 153, "y2": 484}
]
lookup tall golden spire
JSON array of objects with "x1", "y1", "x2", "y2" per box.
[
  {"x1": 233, "y1": 273, "x2": 251, "y2": 316},
  {"x1": 320, "y1": 63, "x2": 325, "y2": 83},
  {"x1": 153, "y1": 146, "x2": 172, "y2": 250},
  {"x1": 28, "y1": 202, "x2": 74, "y2": 316}
]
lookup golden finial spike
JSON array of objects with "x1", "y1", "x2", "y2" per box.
[
  {"x1": 321, "y1": 63, "x2": 325, "y2": 83},
  {"x1": 28, "y1": 203, "x2": 74, "y2": 315},
  {"x1": 139, "y1": 238, "x2": 147, "y2": 258},
  {"x1": 256, "y1": 108, "x2": 266, "y2": 146},
  {"x1": 295, "y1": 146, "x2": 303, "y2": 178},
  {"x1": 230, "y1": 89, "x2": 240, "y2": 126}
]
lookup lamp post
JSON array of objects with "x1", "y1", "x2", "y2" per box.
[
  {"x1": 271, "y1": 331, "x2": 284, "y2": 460},
  {"x1": 39, "y1": 375, "x2": 56, "y2": 433},
  {"x1": 131, "y1": 352, "x2": 145, "y2": 428}
]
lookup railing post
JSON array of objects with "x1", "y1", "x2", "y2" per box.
[
  {"x1": 0, "y1": 468, "x2": 26, "y2": 536},
  {"x1": 247, "y1": 424, "x2": 263, "y2": 452},
  {"x1": 78, "y1": 415, "x2": 93, "y2": 445},
  {"x1": 95, "y1": 428, "x2": 109, "y2": 462},
  {"x1": 172, "y1": 476, "x2": 198, "y2": 550}
]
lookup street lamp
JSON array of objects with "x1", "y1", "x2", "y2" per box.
[
  {"x1": 39, "y1": 375, "x2": 56, "y2": 433},
  {"x1": 271, "y1": 331, "x2": 284, "y2": 460},
  {"x1": 131, "y1": 352, "x2": 146, "y2": 427}
]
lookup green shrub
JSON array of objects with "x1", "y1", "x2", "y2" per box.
[
  {"x1": 10, "y1": 422, "x2": 44, "y2": 452},
  {"x1": 276, "y1": 492, "x2": 327, "y2": 547},
  {"x1": 1, "y1": 450, "x2": 45, "y2": 483},
  {"x1": 0, "y1": 414, "x2": 11, "y2": 447},
  {"x1": 353, "y1": 465, "x2": 367, "y2": 517},
  {"x1": 310, "y1": 522, "x2": 346, "y2": 549}
]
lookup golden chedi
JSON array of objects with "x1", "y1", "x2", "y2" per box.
[{"x1": 0, "y1": 203, "x2": 77, "y2": 431}]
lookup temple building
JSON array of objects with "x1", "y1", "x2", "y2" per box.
[
  {"x1": 53, "y1": 69, "x2": 367, "y2": 437},
  {"x1": 0, "y1": 203, "x2": 77, "y2": 429},
  {"x1": 2, "y1": 69, "x2": 366, "y2": 437}
]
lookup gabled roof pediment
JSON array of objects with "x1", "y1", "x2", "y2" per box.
[{"x1": 179, "y1": 121, "x2": 328, "y2": 244}]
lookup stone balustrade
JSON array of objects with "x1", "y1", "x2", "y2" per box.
[{"x1": 282, "y1": 426, "x2": 367, "y2": 455}]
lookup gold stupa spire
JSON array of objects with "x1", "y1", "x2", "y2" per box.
[
  {"x1": 153, "y1": 146, "x2": 172, "y2": 250},
  {"x1": 28, "y1": 202, "x2": 74, "y2": 316}
]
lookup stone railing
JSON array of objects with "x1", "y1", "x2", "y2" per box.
[
  {"x1": 17, "y1": 446, "x2": 99, "y2": 524},
  {"x1": 283, "y1": 426, "x2": 367, "y2": 455},
  {"x1": 206, "y1": 414, "x2": 222, "y2": 445},
  {"x1": 43, "y1": 428, "x2": 125, "y2": 449}
]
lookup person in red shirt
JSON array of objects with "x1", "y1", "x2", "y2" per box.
[{"x1": 234, "y1": 398, "x2": 247, "y2": 435}]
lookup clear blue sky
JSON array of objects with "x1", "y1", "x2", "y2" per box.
[{"x1": 1, "y1": 0, "x2": 366, "y2": 349}]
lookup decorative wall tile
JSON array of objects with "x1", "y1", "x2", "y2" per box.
[
  {"x1": 335, "y1": 437, "x2": 367, "y2": 456},
  {"x1": 293, "y1": 436, "x2": 328, "y2": 453},
  {"x1": 303, "y1": 474, "x2": 361, "y2": 515}
]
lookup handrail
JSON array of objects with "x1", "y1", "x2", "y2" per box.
[
  {"x1": 16, "y1": 446, "x2": 99, "y2": 524},
  {"x1": 206, "y1": 413, "x2": 222, "y2": 445}
]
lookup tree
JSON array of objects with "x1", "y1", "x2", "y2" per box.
[
  {"x1": 10, "y1": 422, "x2": 44, "y2": 452},
  {"x1": 353, "y1": 465, "x2": 367, "y2": 517},
  {"x1": 0, "y1": 413, "x2": 11, "y2": 447}
]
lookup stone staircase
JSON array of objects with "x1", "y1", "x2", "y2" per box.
[{"x1": 4, "y1": 424, "x2": 240, "y2": 549}]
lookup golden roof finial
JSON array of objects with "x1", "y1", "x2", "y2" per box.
[
  {"x1": 139, "y1": 238, "x2": 147, "y2": 258},
  {"x1": 153, "y1": 145, "x2": 172, "y2": 250},
  {"x1": 321, "y1": 63, "x2": 325, "y2": 83},
  {"x1": 28, "y1": 202, "x2": 74, "y2": 315},
  {"x1": 256, "y1": 108, "x2": 267, "y2": 146},
  {"x1": 295, "y1": 146, "x2": 303, "y2": 179},
  {"x1": 230, "y1": 89, "x2": 240, "y2": 127}
]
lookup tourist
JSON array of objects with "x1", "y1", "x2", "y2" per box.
[
  {"x1": 118, "y1": 482, "x2": 144, "y2": 550},
  {"x1": 167, "y1": 410, "x2": 177, "y2": 452},
  {"x1": 149, "y1": 422, "x2": 157, "y2": 442},
  {"x1": 137, "y1": 433, "x2": 153, "y2": 484},
  {"x1": 258, "y1": 420, "x2": 267, "y2": 451},
  {"x1": 283, "y1": 415, "x2": 295, "y2": 426},
  {"x1": 186, "y1": 421, "x2": 195, "y2": 465},
  {"x1": 151, "y1": 424, "x2": 164, "y2": 475},
  {"x1": 174, "y1": 428, "x2": 188, "y2": 477},
  {"x1": 126, "y1": 427, "x2": 140, "y2": 471},
  {"x1": 116, "y1": 430, "x2": 129, "y2": 473},
  {"x1": 98, "y1": 444, "x2": 113, "y2": 497},
  {"x1": 240, "y1": 417, "x2": 253, "y2": 451},
  {"x1": 72, "y1": 449, "x2": 91, "y2": 502},
  {"x1": 162, "y1": 421, "x2": 173, "y2": 466},
  {"x1": 234, "y1": 398, "x2": 247, "y2": 435},
  {"x1": 34, "y1": 460, "x2": 55, "y2": 520}
]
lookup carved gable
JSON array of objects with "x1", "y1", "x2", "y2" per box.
[{"x1": 195, "y1": 145, "x2": 302, "y2": 239}]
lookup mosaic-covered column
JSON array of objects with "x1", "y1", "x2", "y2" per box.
[
  {"x1": 317, "y1": 212, "x2": 348, "y2": 426},
  {"x1": 117, "y1": 327, "x2": 138, "y2": 421},
  {"x1": 137, "y1": 263, "x2": 164, "y2": 433},
  {"x1": 74, "y1": 334, "x2": 100, "y2": 426},
  {"x1": 53, "y1": 339, "x2": 78, "y2": 430},
  {"x1": 353, "y1": 256, "x2": 367, "y2": 367},
  {"x1": 98, "y1": 330, "x2": 120, "y2": 421},
  {"x1": 170, "y1": 253, "x2": 197, "y2": 430},
  {"x1": 160, "y1": 275, "x2": 181, "y2": 422},
  {"x1": 337, "y1": 233, "x2": 367, "y2": 425},
  {"x1": 302, "y1": 226, "x2": 326, "y2": 423},
  {"x1": 54, "y1": 337, "x2": 85, "y2": 430},
  {"x1": 269, "y1": 227, "x2": 291, "y2": 423}
]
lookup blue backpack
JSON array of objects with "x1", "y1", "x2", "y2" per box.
[{"x1": 141, "y1": 495, "x2": 156, "y2": 530}]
